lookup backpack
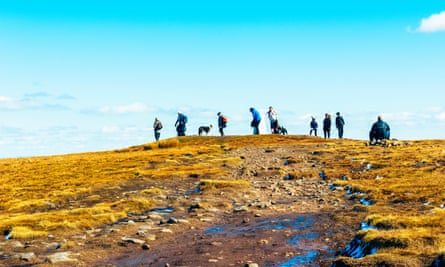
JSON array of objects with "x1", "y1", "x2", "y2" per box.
[
  {"x1": 222, "y1": 115, "x2": 228, "y2": 124},
  {"x1": 179, "y1": 114, "x2": 188, "y2": 125}
]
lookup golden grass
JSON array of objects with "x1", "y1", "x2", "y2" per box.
[
  {"x1": 10, "y1": 226, "x2": 48, "y2": 239},
  {"x1": 199, "y1": 179, "x2": 250, "y2": 190},
  {"x1": 1, "y1": 134, "x2": 445, "y2": 263},
  {"x1": 0, "y1": 136, "x2": 231, "y2": 238},
  {"x1": 324, "y1": 139, "x2": 445, "y2": 260}
]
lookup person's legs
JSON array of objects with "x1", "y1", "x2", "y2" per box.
[
  {"x1": 155, "y1": 131, "x2": 160, "y2": 141},
  {"x1": 253, "y1": 126, "x2": 259, "y2": 135},
  {"x1": 339, "y1": 127, "x2": 344, "y2": 138}
]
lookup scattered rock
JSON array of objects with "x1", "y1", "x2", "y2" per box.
[
  {"x1": 46, "y1": 252, "x2": 79, "y2": 264},
  {"x1": 17, "y1": 252, "x2": 36, "y2": 261},
  {"x1": 121, "y1": 237, "x2": 145, "y2": 245}
]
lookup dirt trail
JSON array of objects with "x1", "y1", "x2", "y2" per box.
[
  {"x1": 0, "y1": 142, "x2": 363, "y2": 267},
  {"x1": 101, "y1": 145, "x2": 364, "y2": 267}
]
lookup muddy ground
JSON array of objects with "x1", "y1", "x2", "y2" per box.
[{"x1": 1, "y1": 144, "x2": 365, "y2": 267}]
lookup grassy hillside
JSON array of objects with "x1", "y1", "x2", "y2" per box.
[{"x1": 1, "y1": 135, "x2": 445, "y2": 265}]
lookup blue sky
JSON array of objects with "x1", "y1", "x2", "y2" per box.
[{"x1": 1, "y1": 1, "x2": 445, "y2": 158}]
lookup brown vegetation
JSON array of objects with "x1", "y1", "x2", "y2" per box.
[{"x1": 1, "y1": 135, "x2": 445, "y2": 266}]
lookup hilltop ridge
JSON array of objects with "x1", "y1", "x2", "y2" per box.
[{"x1": 0, "y1": 135, "x2": 445, "y2": 266}]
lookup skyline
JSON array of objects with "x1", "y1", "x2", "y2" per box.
[{"x1": 1, "y1": 1, "x2": 445, "y2": 158}]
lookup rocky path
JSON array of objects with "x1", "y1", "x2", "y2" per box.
[{"x1": 1, "y1": 144, "x2": 364, "y2": 266}]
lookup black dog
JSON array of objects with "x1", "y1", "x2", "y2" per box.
[
  {"x1": 198, "y1": 125, "x2": 213, "y2": 136},
  {"x1": 279, "y1": 126, "x2": 288, "y2": 135}
]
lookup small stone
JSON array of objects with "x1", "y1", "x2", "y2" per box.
[
  {"x1": 18, "y1": 252, "x2": 36, "y2": 261},
  {"x1": 121, "y1": 237, "x2": 145, "y2": 245}
]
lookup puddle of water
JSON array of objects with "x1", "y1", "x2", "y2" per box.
[
  {"x1": 185, "y1": 187, "x2": 202, "y2": 196},
  {"x1": 319, "y1": 171, "x2": 328, "y2": 180},
  {"x1": 360, "y1": 222, "x2": 376, "y2": 231},
  {"x1": 204, "y1": 226, "x2": 224, "y2": 234},
  {"x1": 149, "y1": 207, "x2": 175, "y2": 213},
  {"x1": 279, "y1": 251, "x2": 318, "y2": 267},
  {"x1": 204, "y1": 215, "x2": 325, "y2": 265},
  {"x1": 360, "y1": 198, "x2": 375, "y2": 206},
  {"x1": 329, "y1": 184, "x2": 338, "y2": 191},
  {"x1": 288, "y1": 232, "x2": 320, "y2": 246},
  {"x1": 203, "y1": 215, "x2": 315, "y2": 236}
]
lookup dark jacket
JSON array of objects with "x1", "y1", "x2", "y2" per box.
[
  {"x1": 218, "y1": 115, "x2": 226, "y2": 128},
  {"x1": 335, "y1": 116, "x2": 345, "y2": 129},
  {"x1": 323, "y1": 117, "x2": 331, "y2": 130},
  {"x1": 310, "y1": 119, "x2": 318, "y2": 129},
  {"x1": 370, "y1": 119, "x2": 390, "y2": 140}
]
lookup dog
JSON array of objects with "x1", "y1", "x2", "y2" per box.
[
  {"x1": 278, "y1": 126, "x2": 288, "y2": 135},
  {"x1": 198, "y1": 125, "x2": 213, "y2": 136}
]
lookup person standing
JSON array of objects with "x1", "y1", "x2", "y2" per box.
[
  {"x1": 249, "y1": 107, "x2": 262, "y2": 135},
  {"x1": 335, "y1": 112, "x2": 345, "y2": 139},
  {"x1": 267, "y1": 106, "x2": 279, "y2": 134},
  {"x1": 217, "y1": 112, "x2": 227, "y2": 136},
  {"x1": 323, "y1": 113, "x2": 331, "y2": 139},
  {"x1": 153, "y1": 117, "x2": 163, "y2": 141},
  {"x1": 309, "y1": 117, "x2": 318, "y2": 136},
  {"x1": 175, "y1": 111, "x2": 188, "y2": 136}
]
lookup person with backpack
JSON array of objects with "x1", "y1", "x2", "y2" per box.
[
  {"x1": 267, "y1": 106, "x2": 279, "y2": 134},
  {"x1": 335, "y1": 112, "x2": 345, "y2": 139},
  {"x1": 369, "y1": 115, "x2": 390, "y2": 143},
  {"x1": 175, "y1": 111, "x2": 188, "y2": 136},
  {"x1": 153, "y1": 117, "x2": 163, "y2": 141},
  {"x1": 249, "y1": 107, "x2": 262, "y2": 135},
  {"x1": 217, "y1": 112, "x2": 227, "y2": 136}
]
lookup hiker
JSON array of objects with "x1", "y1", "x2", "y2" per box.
[
  {"x1": 309, "y1": 117, "x2": 318, "y2": 136},
  {"x1": 175, "y1": 111, "x2": 188, "y2": 136},
  {"x1": 323, "y1": 113, "x2": 331, "y2": 139},
  {"x1": 249, "y1": 107, "x2": 262, "y2": 135},
  {"x1": 335, "y1": 112, "x2": 345, "y2": 139},
  {"x1": 217, "y1": 112, "x2": 227, "y2": 136},
  {"x1": 153, "y1": 117, "x2": 163, "y2": 141},
  {"x1": 267, "y1": 106, "x2": 279, "y2": 134},
  {"x1": 369, "y1": 115, "x2": 390, "y2": 143}
]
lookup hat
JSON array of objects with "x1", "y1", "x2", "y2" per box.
[
  {"x1": 336, "y1": 112, "x2": 340, "y2": 115},
  {"x1": 217, "y1": 112, "x2": 221, "y2": 116}
]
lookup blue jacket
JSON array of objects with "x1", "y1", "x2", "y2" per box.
[
  {"x1": 250, "y1": 108, "x2": 261, "y2": 122},
  {"x1": 175, "y1": 113, "x2": 188, "y2": 131}
]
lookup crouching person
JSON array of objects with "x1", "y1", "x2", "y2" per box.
[{"x1": 369, "y1": 115, "x2": 390, "y2": 145}]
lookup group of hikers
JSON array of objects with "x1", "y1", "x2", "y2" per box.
[
  {"x1": 152, "y1": 107, "x2": 391, "y2": 144},
  {"x1": 309, "y1": 112, "x2": 345, "y2": 139}
]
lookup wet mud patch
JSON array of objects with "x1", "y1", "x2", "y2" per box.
[{"x1": 107, "y1": 212, "x2": 355, "y2": 267}]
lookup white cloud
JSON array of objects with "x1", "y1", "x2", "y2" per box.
[
  {"x1": 101, "y1": 125, "x2": 121, "y2": 133},
  {"x1": 0, "y1": 96, "x2": 20, "y2": 109},
  {"x1": 99, "y1": 103, "x2": 148, "y2": 114},
  {"x1": 436, "y1": 112, "x2": 445, "y2": 121},
  {"x1": 417, "y1": 11, "x2": 445, "y2": 33}
]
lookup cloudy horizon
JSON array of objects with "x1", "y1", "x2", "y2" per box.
[{"x1": 1, "y1": 1, "x2": 445, "y2": 158}]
